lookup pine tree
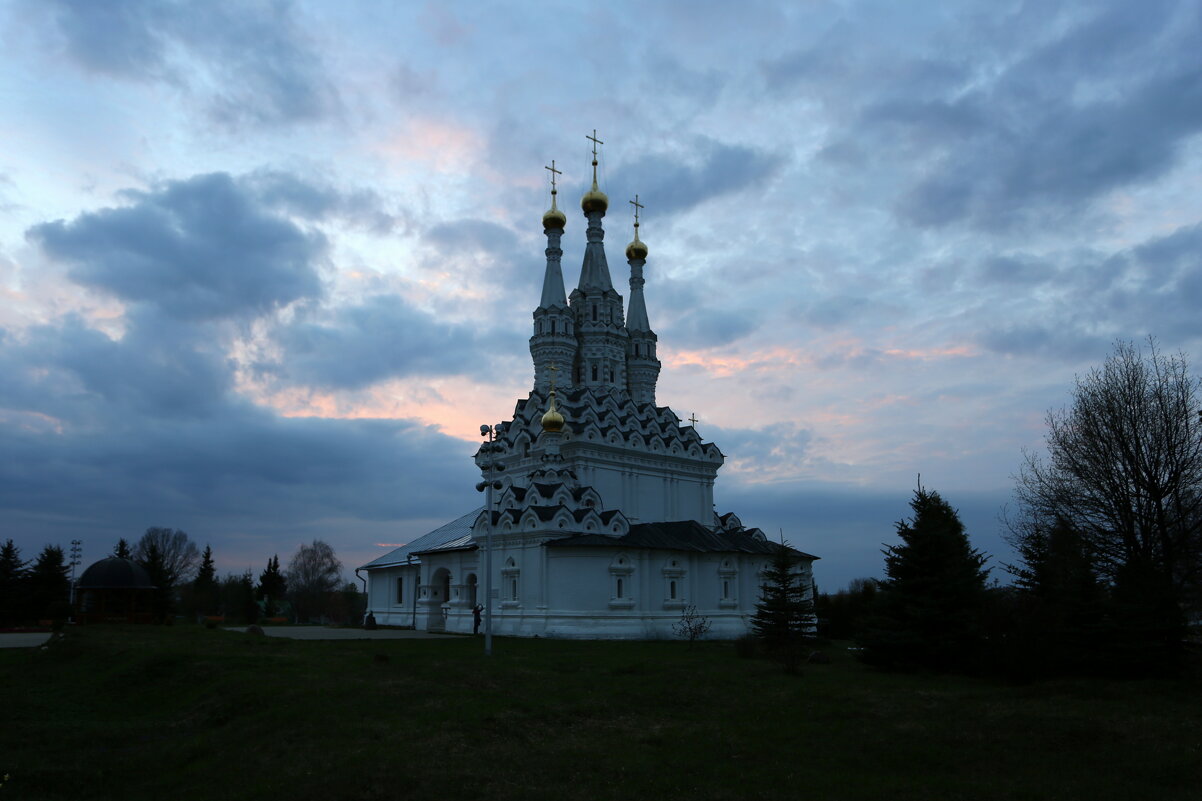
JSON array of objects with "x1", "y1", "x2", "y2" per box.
[
  {"x1": 257, "y1": 555, "x2": 287, "y2": 618},
  {"x1": 27, "y1": 545, "x2": 71, "y2": 625},
  {"x1": 751, "y1": 538, "x2": 814, "y2": 672},
  {"x1": 192, "y1": 545, "x2": 219, "y2": 617},
  {"x1": 113, "y1": 538, "x2": 131, "y2": 559},
  {"x1": 860, "y1": 485, "x2": 989, "y2": 672},
  {"x1": 0, "y1": 539, "x2": 29, "y2": 626}
]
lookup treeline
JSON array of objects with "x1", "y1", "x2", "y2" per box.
[
  {"x1": 0, "y1": 529, "x2": 365, "y2": 628},
  {"x1": 817, "y1": 340, "x2": 1201, "y2": 680}
]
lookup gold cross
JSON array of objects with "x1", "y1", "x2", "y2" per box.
[
  {"x1": 688, "y1": 412, "x2": 699, "y2": 428},
  {"x1": 586, "y1": 129, "x2": 603, "y2": 183},
  {"x1": 629, "y1": 194, "x2": 643, "y2": 226},
  {"x1": 544, "y1": 160, "x2": 561, "y2": 194}
]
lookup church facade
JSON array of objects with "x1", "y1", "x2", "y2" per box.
[{"x1": 361, "y1": 147, "x2": 817, "y2": 639}]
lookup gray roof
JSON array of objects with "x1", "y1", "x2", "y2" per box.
[
  {"x1": 547, "y1": 520, "x2": 820, "y2": 559},
  {"x1": 359, "y1": 508, "x2": 481, "y2": 570},
  {"x1": 77, "y1": 557, "x2": 156, "y2": 589}
]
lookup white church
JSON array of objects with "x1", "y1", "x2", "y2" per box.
[{"x1": 361, "y1": 142, "x2": 817, "y2": 638}]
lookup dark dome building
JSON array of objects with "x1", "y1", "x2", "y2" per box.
[{"x1": 75, "y1": 557, "x2": 157, "y2": 624}]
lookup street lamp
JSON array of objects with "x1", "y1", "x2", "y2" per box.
[
  {"x1": 68, "y1": 539, "x2": 82, "y2": 622},
  {"x1": 476, "y1": 424, "x2": 505, "y2": 656}
]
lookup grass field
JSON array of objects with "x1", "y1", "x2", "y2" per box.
[{"x1": 2, "y1": 626, "x2": 1199, "y2": 801}]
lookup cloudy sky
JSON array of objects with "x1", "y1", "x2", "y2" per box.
[{"x1": 2, "y1": 0, "x2": 1200, "y2": 591}]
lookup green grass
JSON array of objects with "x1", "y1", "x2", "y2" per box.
[{"x1": 2, "y1": 626, "x2": 1200, "y2": 801}]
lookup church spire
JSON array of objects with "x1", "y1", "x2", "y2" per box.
[
  {"x1": 569, "y1": 130, "x2": 628, "y2": 393},
  {"x1": 625, "y1": 194, "x2": 660, "y2": 405},
  {"x1": 539, "y1": 160, "x2": 568, "y2": 309},
  {"x1": 577, "y1": 129, "x2": 614, "y2": 292},
  {"x1": 530, "y1": 160, "x2": 577, "y2": 393},
  {"x1": 625, "y1": 194, "x2": 650, "y2": 332}
]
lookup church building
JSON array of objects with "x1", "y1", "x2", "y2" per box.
[{"x1": 361, "y1": 139, "x2": 817, "y2": 638}]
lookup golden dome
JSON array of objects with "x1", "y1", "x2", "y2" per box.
[
  {"x1": 541, "y1": 390, "x2": 565, "y2": 433},
  {"x1": 581, "y1": 183, "x2": 608, "y2": 214},
  {"x1": 625, "y1": 229, "x2": 647, "y2": 261},
  {"x1": 542, "y1": 202, "x2": 567, "y2": 230}
]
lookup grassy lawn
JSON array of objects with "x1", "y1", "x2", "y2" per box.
[{"x1": 2, "y1": 626, "x2": 1199, "y2": 801}]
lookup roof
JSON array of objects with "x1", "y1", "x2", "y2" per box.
[
  {"x1": 77, "y1": 557, "x2": 156, "y2": 589},
  {"x1": 359, "y1": 508, "x2": 481, "y2": 569},
  {"x1": 547, "y1": 520, "x2": 820, "y2": 559}
]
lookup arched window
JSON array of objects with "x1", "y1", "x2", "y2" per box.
[
  {"x1": 592, "y1": 304, "x2": 598, "y2": 322},
  {"x1": 670, "y1": 580, "x2": 677, "y2": 600},
  {"x1": 616, "y1": 577, "x2": 624, "y2": 598},
  {"x1": 591, "y1": 364, "x2": 599, "y2": 381},
  {"x1": 550, "y1": 320, "x2": 556, "y2": 335}
]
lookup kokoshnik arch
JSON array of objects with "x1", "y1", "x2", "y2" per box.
[{"x1": 361, "y1": 134, "x2": 817, "y2": 638}]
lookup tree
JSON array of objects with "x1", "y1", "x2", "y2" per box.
[
  {"x1": 133, "y1": 528, "x2": 199, "y2": 586},
  {"x1": 860, "y1": 485, "x2": 989, "y2": 672},
  {"x1": 219, "y1": 571, "x2": 259, "y2": 625},
  {"x1": 256, "y1": 555, "x2": 287, "y2": 618},
  {"x1": 113, "y1": 538, "x2": 131, "y2": 559},
  {"x1": 1011, "y1": 339, "x2": 1202, "y2": 649},
  {"x1": 285, "y1": 540, "x2": 342, "y2": 623},
  {"x1": 191, "y1": 545, "x2": 219, "y2": 618},
  {"x1": 133, "y1": 528, "x2": 200, "y2": 622},
  {"x1": 751, "y1": 538, "x2": 814, "y2": 672},
  {"x1": 27, "y1": 545, "x2": 71, "y2": 625},
  {"x1": 0, "y1": 539, "x2": 29, "y2": 627},
  {"x1": 673, "y1": 604, "x2": 712, "y2": 645},
  {"x1": 815, "y1": 577, "x2": 879, "y2": 640}
]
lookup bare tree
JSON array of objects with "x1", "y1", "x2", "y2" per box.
[
  {"x1": 1011, "y1": 339, "x2": 1202, "y2": 617},
  {"x1": 285, "y1": 540, "x2": 343, "y2": 623},
  {"x1": 133, "y1": 528, "x2": 200, "y2": 588}
]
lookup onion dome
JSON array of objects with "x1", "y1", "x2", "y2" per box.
[
  {"x1": 541, "y1": 390, "x2": 565, "y2": 433},
  {"x1": 625, "y1": 227, "x2": 647, "y2": 260},
  {"x1": 581, "y1": 179, "x2": 608, "y2": 214},
  {"x1": 543, "y1": 192, "x2": 566, "y2": 230}
]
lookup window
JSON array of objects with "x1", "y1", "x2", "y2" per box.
[
  {"x1": 550, "y1": 320, "x2": 556, "y2": 334},
  {"x1": 670, "y1": 580, "x2": 677, "y2": 600},
  {"x1": 396, "y1": 576, "x2": 404, "y2": 604},
  {"x1": 591, "y1": 364, "x2": 598, "y2": 381},
  {"x1": 722, "y1": 580, "x2": 729, "y2": 600},
  {"x1": 617, "y1": 578, "x2": 624, "y2": 598},
  {"x1": 592, "y1": 304, "x2": 597, "y2": 321},
  {"x1": 502, "y1": 558, "x2": 520, "y2": 608}
]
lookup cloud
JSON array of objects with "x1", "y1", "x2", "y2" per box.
[
  {"x1": 768, "y1": 1, "x2": 1202, "y2": 232},
  {"x1": 260, "y1": 294, "x2": 508, "y2": 391},
  {"x1": 38, "y1": 0, "x2": 339, "y2": 127},
  {"x1": 606, "y1": 137, "x2": 784, "y2": 218},
  {"x1": 245, "y1": 171, "x2": 400, "y2": 233},
  {"x1": 28, "y1": 172, "x2": 326, "y2": 321}
]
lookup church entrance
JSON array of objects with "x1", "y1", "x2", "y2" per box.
[{"x1": 425, "y1": 568, "x2": 452, "y2": 632}]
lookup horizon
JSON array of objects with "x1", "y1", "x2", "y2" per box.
[{"x1": 3, "y1": 0, "x2": 1201, "y2": 592}]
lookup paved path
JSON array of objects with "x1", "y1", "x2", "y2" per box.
[
  {"x1": 224, "y1": 626, "x2": 459, "y2": 641},
  {"x1": 0, "y1": 632, "x2": 55, "y2": 649}
]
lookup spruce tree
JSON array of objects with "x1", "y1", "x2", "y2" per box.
[
  {"x1": 27, "y1": 545, "x2": 71, "y2": 624},
  {"x1": 113, "y1": 538, "x2": 131, "y2": 559},
  {"x1": 751, "y1": 539, "x2": 814, "y2": 671},
  {"x1": 257, "y1": 555, "x2": 287, "y2": 618},
  {"x1": 0, "y1": 539, "x2": 29, "y2": 626},
  {"x1": 860, "y1": 485, "x2": 989, "y2": 672},
  {"x1": 192, "y1": 545, "x2": 219, "y2": 617}
]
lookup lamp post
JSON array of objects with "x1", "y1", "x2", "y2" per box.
[
  {"x1": 476, "y1": 424, "x2": 504, "y2": 656},
  {"x1": 68, "y1": 539, "x2": 82, "y2": 622}
]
